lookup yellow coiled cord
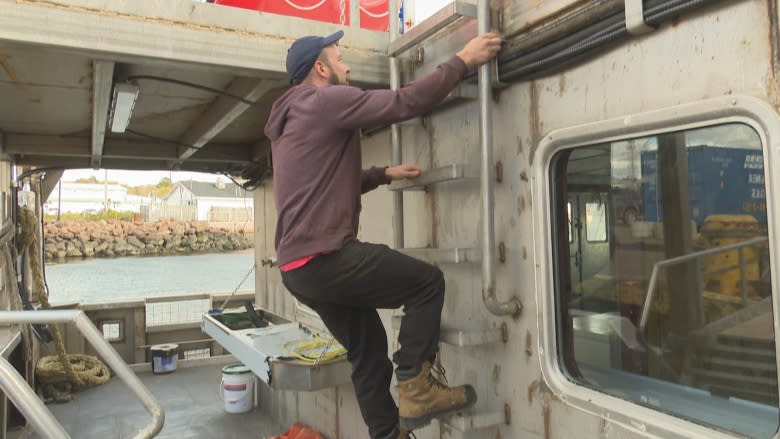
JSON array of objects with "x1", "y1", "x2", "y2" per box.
[{"x1": 282, "y1": 336, "x2": 346, "y2": 365}]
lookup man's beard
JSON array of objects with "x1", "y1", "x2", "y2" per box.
[{"x1": 328, "y1": 71, "x2": 345, "y2": 85}]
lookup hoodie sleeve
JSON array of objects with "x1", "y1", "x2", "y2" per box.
[
  {"x1": 318, "y1": 56, "x2": 467, "y2": 130},
  {"x1": 361, "y1": 166, "x2": 391, "y2": 194}
]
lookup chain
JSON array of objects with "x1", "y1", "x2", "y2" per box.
[
  {"x1": 339, "y1": 0, "x2": 346, "y2": 25},
  {"x1": 314, "y1": 338, "x2": 335, "y2": 368}
]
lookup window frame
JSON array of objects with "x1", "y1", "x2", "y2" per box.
[{"x1": 532, "y1": 95, "x2": 780, "y2": 439}]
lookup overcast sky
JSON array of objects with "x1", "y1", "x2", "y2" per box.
[
  {"x1": 63, "y1": 169, "x2": 219, "y2": 186},
  {"x1": 414, "y1": 0, "x2": 451, "y2": 24}
]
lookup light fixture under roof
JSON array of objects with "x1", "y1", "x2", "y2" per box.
[{"x1": 108, "y1": 83, "x2": 139, "y2": 133}]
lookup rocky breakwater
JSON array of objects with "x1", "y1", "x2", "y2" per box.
[{"x1": 44, "y1": 219, "x2": 253, "y2": 260}]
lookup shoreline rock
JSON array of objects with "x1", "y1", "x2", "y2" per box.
[{"x1": 44, "y1": 219, "x2": 253, "y2": 260}]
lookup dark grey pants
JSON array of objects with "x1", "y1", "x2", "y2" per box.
[{"x1": 281, "y1": 240, "x2": 445, "y2": 439}]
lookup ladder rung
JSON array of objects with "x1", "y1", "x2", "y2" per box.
[
  {"x1": 389, "y1": 164, "x2": 465, "y2": 191},
  {"x1": 391, "y1": 317, "x2": 503, "y2": 347},
  {"x1": 388, "y1": 1, "x2": 477, "y2": 56},
  {"x1": 397, "y1": 247, "x2": 475, "y2": 263},
  {"x1": 362, "y1": 85, "x2": 476, "y2": 137},
  {"x1": 440, "y1": 410, "x2": 507, "y2": 431},
  {"x1": 440, "y1": 328, "x2": 505, "y2": 347},
  {"x1": 444, "y1": 83, "x2": 478, "y2": 101}
]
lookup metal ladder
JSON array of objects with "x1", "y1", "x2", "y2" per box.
[{"x1": 385, "y1": 1, "x2": 521, "y2": 433}]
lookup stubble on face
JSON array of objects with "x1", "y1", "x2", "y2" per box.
[{"x1": 319, "y1": 49, "x2": 347, "y2": 86}]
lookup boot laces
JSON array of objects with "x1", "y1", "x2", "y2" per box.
[
  {"x1": 426, "y1": 362, "x2": 452, "y2": 392},
  {"x1": 431, "y1": 357, "x2": 448, "y2": 386}
]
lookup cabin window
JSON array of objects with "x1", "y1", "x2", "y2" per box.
[
  {"x1": 183, "y1": 348, "x2": 211, "y2": 360},
  {"x1": 100, "y1": 320, "x2": 123, "y2": 342},
  {"x1": 585, "y1": 199, "x2": 607, "y2": 242},
  {"x1": 550, "y1": 123, "x2": 777, "y2": 438}
]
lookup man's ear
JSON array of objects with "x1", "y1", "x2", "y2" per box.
[{"x1": 314, "y1": 60, "x2": 327, "y2": 79}]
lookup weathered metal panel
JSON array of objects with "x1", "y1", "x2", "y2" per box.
[{"x1": 528, "y1": 1, "x2": 772, "y2": 142}]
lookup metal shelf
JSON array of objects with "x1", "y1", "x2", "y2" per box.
[
  {"x1": 389, "y1": 164, "x2": 466, "y2": 191},
  {"x1": 202, "y1": 311, "x2": 351, "y2": 391},
  {"x1": 388, "y1": 1, "x2": 478, "y2": 56}
]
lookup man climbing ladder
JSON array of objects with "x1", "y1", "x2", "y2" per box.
[{"x1": 265, "y1": 29, "x2": 501, "y2": 439}]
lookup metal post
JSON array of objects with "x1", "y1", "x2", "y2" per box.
[
  {"x1": 57, "y1": 179, "x2": 62, "y2": 221},
  {"x1": 349, "y1": 0, "x2": 360, "y2": 29},
  {"x1": 478, "y1": 1, "x2": 520, "y2": 316},
  {"x1": 389, "y1": 0, "x2": 399, "y2": 37},
  {"x1": 0, "y1": 357, "x2": 68, "y2": 438}
]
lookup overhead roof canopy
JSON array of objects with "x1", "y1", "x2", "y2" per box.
[{"x1": 0, "y1": 0, "x2": 390, "y2": 181}]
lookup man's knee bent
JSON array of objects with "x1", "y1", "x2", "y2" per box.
[{"x1": 422, "y1": 266, "x2": 445, "y2": 302}]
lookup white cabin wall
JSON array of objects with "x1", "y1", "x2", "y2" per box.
[{"x1": 253, "y1": 0, "x2": 777, "y2": 437}]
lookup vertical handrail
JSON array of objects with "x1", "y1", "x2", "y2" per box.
[
  {"x1": 478, "y1": 1, "x2": 521, "y2": 316},
  {"x1": 0, "y1": 310, "x2": 164, "y2": 439},
  {"x1": 390, "y1": 57, "x2": 404, "y2": 249},
  {"x1": 389, "y1": 0, "x2": 404, "y2": 249}
]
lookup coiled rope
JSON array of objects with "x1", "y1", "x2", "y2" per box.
[{"x1": 18, "y1": 208, "x2": 110, "y2": 394}]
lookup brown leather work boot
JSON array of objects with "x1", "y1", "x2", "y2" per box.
[{"x1": 398, "y1": 361, "x2": 477, "y2": 430}]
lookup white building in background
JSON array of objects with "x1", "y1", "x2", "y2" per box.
[
  {"x1": 45, "y1": 182, "x2": 150, "y2": 214},
  {"x1": 162, "y1": 178, "x2": 253, "y2": 222}
]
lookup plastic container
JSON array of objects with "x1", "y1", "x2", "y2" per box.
[
  {"x1": 150, "y1": 343, "x2": 178, "y2": 374},
  {"x1": 221, "y1": 363, "x2": 255, "y2": 414}
]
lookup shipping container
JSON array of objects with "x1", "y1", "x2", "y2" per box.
[{"x1": 641, "y1": 146, "x2": 767, "y2": 226}]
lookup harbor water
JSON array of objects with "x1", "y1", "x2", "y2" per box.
[{"x1": 45, "y1": 249, "x2": 255, "y2": 304}]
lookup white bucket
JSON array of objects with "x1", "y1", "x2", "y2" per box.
[{"x1": 221, "y1": 363, "x2": 254, "y2": 414}]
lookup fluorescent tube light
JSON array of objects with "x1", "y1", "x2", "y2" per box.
[{"x1": 108, "y1": 83, "x2": 140, "y2": 133}]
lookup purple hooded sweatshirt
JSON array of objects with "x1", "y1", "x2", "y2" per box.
[{"x1": 264, "y1": 56, "x2": 468, "y2": 265}]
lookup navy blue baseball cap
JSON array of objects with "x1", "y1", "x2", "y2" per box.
[{"x1": 286, "y1": 30, "x2": 344, "y2": 85}]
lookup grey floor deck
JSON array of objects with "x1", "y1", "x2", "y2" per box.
[{"x1": 10, "y1": 362, "x2": 282, "y2": 438}]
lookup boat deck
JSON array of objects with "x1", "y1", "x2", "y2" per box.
[{"x1": 9, "y1": 360, "x2": 282, "y2": 439}]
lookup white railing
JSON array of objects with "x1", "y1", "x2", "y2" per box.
[{"x1": 0, "y1": 310, "x2": 164, "y2": 439}]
